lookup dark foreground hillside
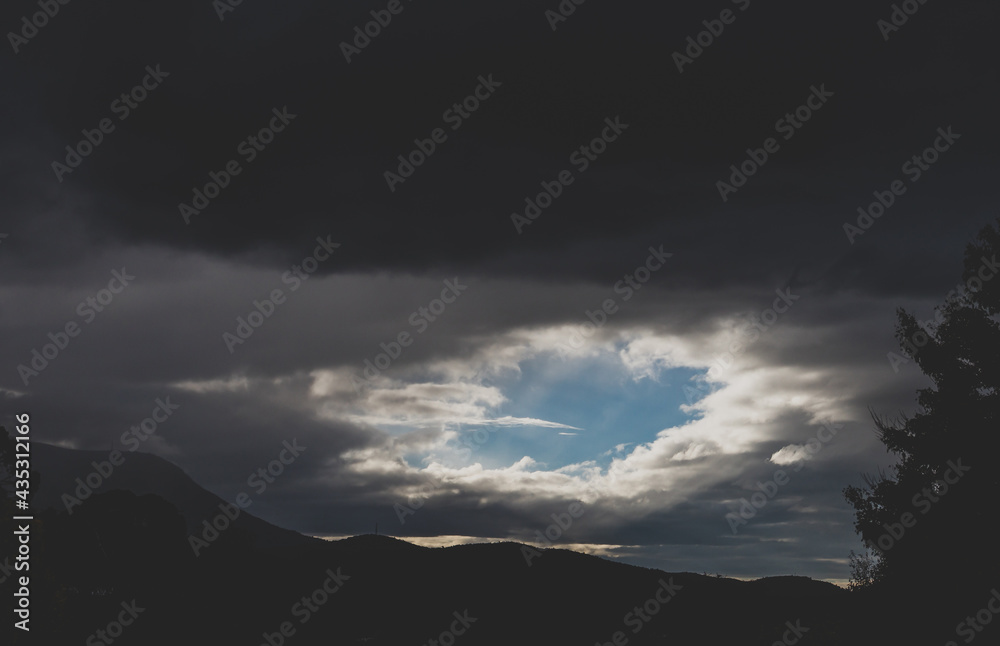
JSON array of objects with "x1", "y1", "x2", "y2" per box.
[{"x1": 0, "y1": 445, "x2": 918, "y2": 645}]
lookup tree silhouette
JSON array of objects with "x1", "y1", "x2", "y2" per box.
[{"x1": 844, "y1": 219, "x2": 1000, "y2": 637}]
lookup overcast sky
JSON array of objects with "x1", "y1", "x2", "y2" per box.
[{"x1": 3, "y1": 0, "x2": 998, "y2": 583}]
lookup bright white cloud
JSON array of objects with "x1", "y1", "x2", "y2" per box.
[
  {"x1": 299, "y1": 314, "x2": 875, "y2": 522},
  {"x1": 770, "y1": 444, "x2": 814, "y2": 466}
]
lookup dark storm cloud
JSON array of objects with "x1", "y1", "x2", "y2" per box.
[
  {"x1": 2, "y1": 0, "x2": 997, "y2": 291},
  {"x1": 3, "y1": 0, "x2": 998, "y2": 583}
]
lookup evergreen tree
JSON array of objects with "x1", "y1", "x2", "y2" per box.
[{"x1": 844, "y1": 219, "x2": 1000, "y2": 636}]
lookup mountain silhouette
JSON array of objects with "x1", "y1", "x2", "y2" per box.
[
  {"x1": 19, "y1": 443, "x2": 883, "y2": 645},
  {"x1": 32, "y1": 442, "x2": 315, "y2": 550}
]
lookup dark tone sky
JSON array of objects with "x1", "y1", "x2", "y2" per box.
[{"x1": 3, "y1": 0, "x2": 998, "y2": 582}]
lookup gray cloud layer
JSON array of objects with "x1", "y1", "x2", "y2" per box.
[{"x1": 4, "y1": 0, "x2": 998, "y2": 583}]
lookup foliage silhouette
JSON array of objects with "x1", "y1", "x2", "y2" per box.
[{"x1": 844, "y1": 219, "x2": 1000, "y2": 641}]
